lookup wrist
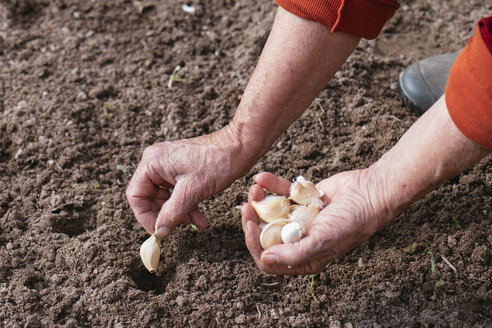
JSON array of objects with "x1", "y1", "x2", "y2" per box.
[
  {"x1": 356, "y1": 166, "x2": 400, "y2": 230},
  {"x1": 213, "y1": 121, "x2": 263, "y2": 177},
  {"x1": 224, "y1": 113, "x2": 274, "y2": 160},
  {"x1": 365, "y1": 159, "x2": 417, "y2": 222},
  {"x1": 366, "y1": 98, "x2": 490, "y2": 221}
]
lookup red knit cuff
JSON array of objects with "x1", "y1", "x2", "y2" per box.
[
  {"x1": 274, "y1": 0, "x2": 400, "y2": 40},
  {"x1": 445, "y1": 18, "x2": 492, "y2": 149}
]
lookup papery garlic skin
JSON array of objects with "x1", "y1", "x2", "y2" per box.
[
  {"x1": 281, "y1": 221, "x2": 303, "y2": 244},
  {"x1": 260, "y1": 219, "x2": 289, "y2": 249},
  {"x1": 252, "y1": 195, "x2": 290, "y2": 223},
  {"x1": 289, "y1": 176, "x2": 323, "y2": 207},
  {"x1": 289, "y1": 205, "x2": 319, "y2": 233},
  {"x1": 140, "y1": 233, "x2": 160, "y2": 273},
  {"x1": 309, "y1": 197, "x2": 324, "y2": 209},
  {"x1": 254, "y1": 177, "x2": 325, "y2": 249}
]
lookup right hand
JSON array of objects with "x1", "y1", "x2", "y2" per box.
[{"x1": 126, "y1": 125, "x2": 253, "y2": 238}]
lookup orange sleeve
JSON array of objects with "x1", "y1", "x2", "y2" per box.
[
  {"x1": 274, "y1": 0, "x2": 400, "y2": 40},
  {"x1": 445, "y1": 20, "x2": 492, "y2": 149}
]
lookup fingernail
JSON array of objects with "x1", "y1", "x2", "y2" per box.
[
  {"x1": 253, "y1": 174, "x2": 257, "y2": 182},
  {"x1": 156, "y1": 226, "x2": 170, "y2": 238},
  {"x1": 261, "y1": 254, "x2": 278, "y2": 265}
]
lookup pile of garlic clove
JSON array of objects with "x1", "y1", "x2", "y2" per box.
[{"x1": 252, "y1": 176, "x2": 324, "y2": 249}]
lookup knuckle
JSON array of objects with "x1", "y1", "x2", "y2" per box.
[
  {"x1": 164, "y1": 217, "x2": 178, "y2": 227},
  {"x1": 167, "y1": 213, "x2": 186, "y2": 226},
  {"x1": 142, "y1": 145, "x2": 156, "y2": 159},
  {"x1": 144, "y1": 141, "x2": 172, "y2": 158}
]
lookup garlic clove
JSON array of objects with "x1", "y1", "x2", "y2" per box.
[
  {"x1": 259, "y1": 219, "x2": 289, "y2": 249},
  {"x1": 288, "y1": 205, "x2": 319, "y2": 233},
  {"x1": 281, "y1": 221, "x2": 303, "y2": 244},
  {"x1": 309, "y1": 197, "x2": 324, "y2": 209},
  {"x1": 252, "y1": 195, "x2": 291, "y2": 223},
  {"x1": 289, "y1": 176, "x2": 324, "y2": 207},
  {"x1": 140, "y1": 233, "x2": 160, "y2": 273}
]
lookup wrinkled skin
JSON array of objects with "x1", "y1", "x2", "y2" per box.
[
  {"x1": 242, "y1": 171, "x2": 393, "y2": 275},
  {"x1": 126, "y1": 126, "x2": 252, "y2": 237},
  {"x1": 126, "y1": 5, "x2": 490, "y2": 274}
]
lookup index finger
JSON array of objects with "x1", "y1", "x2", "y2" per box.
[{"x1": 126, "y1": 162, "x2": 171, "y2": 233}]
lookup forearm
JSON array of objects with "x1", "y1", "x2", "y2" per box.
[
  {"x1": 370, "y1": 96, "x2": 490, "y2": 222},
  {"x1": 228, "y1": 7, "x2": 360, "y2": 162}
]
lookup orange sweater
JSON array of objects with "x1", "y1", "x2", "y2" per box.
[
  {"x1": 275, "y1": 0, "x2": 492, "y2": 149},
  {"x1": 274, "y1": 0, "x2": 399, "y2": 40},
  {"x1": 446, "y1": 20, "x2": 492, "y2": 149}
]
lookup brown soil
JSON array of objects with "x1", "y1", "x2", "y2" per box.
[{"x1": 1, "y1": 0, "x2": 491, "y2": 327}]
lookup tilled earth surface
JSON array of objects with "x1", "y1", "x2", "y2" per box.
[{"x1": 0, "y1": 0, "x2": 491, "y2": 327}]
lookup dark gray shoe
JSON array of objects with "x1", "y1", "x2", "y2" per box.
[{"x1": 398, "y1": 52, "x2": 459, "y2": 116}]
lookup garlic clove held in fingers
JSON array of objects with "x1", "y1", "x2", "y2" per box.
[
  {"x1": 252, "y1": 195, "x2": 290, "y2": 223},
  {"x1": 260, "y1": 219, "x2": 290, "y2": 249},
  {"x1": 140, "y1": 233, "x2": 160, "y2": 273},
  {"x1": 289, "y1": 176, "x2": 324, "y2": 208}
]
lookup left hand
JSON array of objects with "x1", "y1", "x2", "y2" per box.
[{"x1": 242, "y1": 171, "x2": 394, "y2": 275}]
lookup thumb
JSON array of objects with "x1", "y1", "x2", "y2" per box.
[
  {"x1": 260, "y1": 234, "x2": 335, "y2": 268},
  {"x1": 260, "y1": 237, "x2": 316, "y2": 267},
  {"x1": 154, "y1": 179, "x2": 196, "y2": 238}
]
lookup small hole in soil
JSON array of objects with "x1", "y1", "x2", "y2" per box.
[
  {"x1": 0, "y1": 149, "x2": 12, "y2": 163},
  {"x1": 5, "y1": 0, "x2": 47, "y2": 27},
  {"x1": 23, "y1": 276, "x2": 39, "y2": 289},
  {"x1": 0, "y1": 136, "x2": 12, "y2": 163},
  {"x1": 126, "y1": 269, "x2": 166, "y2": 295},
  {"x1": 51, "y1": 209, "x2": 96, "y2": 237}
]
